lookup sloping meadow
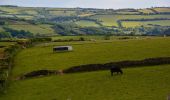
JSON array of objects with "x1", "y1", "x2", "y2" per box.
[
  {"x1": 12, "y1": 37, "x2": 170, "y2": 77},
  {"x1": 2, "y1": 64, "x2": 170, "y2": 100}
]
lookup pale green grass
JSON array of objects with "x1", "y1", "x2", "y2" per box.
[
  {"x1": 75, "y1": 20, "x2": 99, "y2": 27},
  {"x1": 7, "y1": 24, "x2": 55, "y2": 35},
  {"x1": 2, "y1": 64, "x2": 170, "y2": 100},
  {"x1": 49, "y1": 10, "x2": 76, "y2": 16},
  {"x1": 91, "y1": 15, "x2": 170, "y2": 27},
  {"x1": 0, "y1": 7, "x2": 21, "y2": 14},
  {"x1": 122, "y1": 20, "x2": 170, "y2": 27},
  {"x1": 116, "y1": 11, "x2": 139, "y2": 14},
  {"x1": 78, "y1": 13, "x2": 95, "y2": 17},
  {"x1": 22, "y1": 10, "x2": 38, "y2": 15},
  {"x1": 154, "y1": 8, "x2": 170, "y2": 13},
  {"x1": 138, "y1": 9, "x2": 154, "y2": 14},
  {"x1": 12, "y1": 38, "x2": 170, "y2": 77},
  {"x1": 0, "y1": 7, "x2": 38, "y2": 15},
  {"x1": 15, "y1": 15, "x2": 34, "y2": 20},
  {"x1": 0, "y1": 14, "x2": 15, "y2": 18}
]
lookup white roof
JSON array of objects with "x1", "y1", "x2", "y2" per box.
[{"x1": 54, "y1": 46, "x2": 72, "y2": 48}]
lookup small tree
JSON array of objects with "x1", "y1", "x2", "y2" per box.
[
  {"x1": 79, "y1": 37, "x2": 85, "y2": 41},
  {"x1": 104, "y1": 34, "x2": 111, "y2": 40}
]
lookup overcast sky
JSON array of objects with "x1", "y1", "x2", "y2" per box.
[{"x1": 0, "y1": 0, "x2": 170, "y2": 9}]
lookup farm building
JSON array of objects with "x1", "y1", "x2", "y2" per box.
[{"x1": 53, "y1": 46, "x2": 73, "y2": 52}]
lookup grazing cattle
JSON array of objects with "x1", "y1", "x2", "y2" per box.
[{"x1": 110, "y1": 66, "x2": 123, "y2": 76}]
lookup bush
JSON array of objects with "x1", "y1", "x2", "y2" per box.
[
  {"x1": 63, "y1": 57, "x2": 170, "y2": 73},
  {"x1": 30, "y1": 38, "x2": 52, "y2": 42}
]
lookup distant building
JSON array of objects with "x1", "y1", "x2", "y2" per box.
[{"x1": 53, "y1": 46, "x2": 73, "y2": 52}]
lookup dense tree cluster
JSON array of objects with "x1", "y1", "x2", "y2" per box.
[{"x1": 3, "y1": 27, "x2": 33, "y2": 38}]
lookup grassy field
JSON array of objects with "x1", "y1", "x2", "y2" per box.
[
  {"x1": 0, "y1": 7, "x2": 38, "y2": 15},
  {"x1": 22, "y1": 10, "x2": 38, "y2": 15},
  {"x1": 12, "y1": 37, "x2": 170, "y2": 77},
  {"x1": 1, "y1": 64, "x2": 170, "y2": 100},
  {"x1": 7, "y1": 24, "x2": 55, "y2": 35},
  {"x1": 116, "y1": 11, "x2": 140, "y2": 14},
  {"x1": 75, "y1": 20, "x2": 100, "y2": 27},
  {"x1": 0, "y1": 7, "x2": 21, "y2": 14},
  {"x1": 15, "y1": 15, "x2": 35, "y2": 20},
  {"x1": 49, "y1": 10, "x2": 76, "y2": 16},
  {"x1": 91, "y1": 15, "x2": 170, "y2": 27},
  {"x1": 122, "y1": 20, "x2": 170, "y2": 27},
  {"x1": 138, "y1": 9, "x2": 154, "y2": 14},
  {"x1": 153, "y1": 8, "x2": 170, "y2": 13},
  {"x1": 0, "y1": 14, "x2": 15, "y2": 18}
]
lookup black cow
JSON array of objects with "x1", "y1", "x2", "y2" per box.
[
  {"x1": 0, "y1": 80, "x2": 5, "y2": 87},
  {"x1": 110, "y1": 66, "x2": 123, "y2": 76}
]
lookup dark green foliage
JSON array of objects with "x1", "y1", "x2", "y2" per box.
[
  {"x1": 30, "y1": 37, "x2": 52, "y2": 42},
  {"x1": 79, "y1": 37, "x2": 85, "y2": 41},
  {"x1": 3, "y1": 27, "x2": 33, "y2": 38},
  {"x1": 0, "y1": 44, "x2": 21, "y2": 93},
  {"x1": 163, "y1": 28, "x2": 170, "y2": 36},
  {"x1": 52, "y1": 23, "x2": 79, "y2": 35},
  {"x1": 117, "y1": 20, "x2": 123, "y2": 28},
  {"x1": 63, "y1": 57, "x2": 170, "y2": 73},
  {"x1": 0, "y1": 21, "x2": 5, "y2": 25},
  {"x1": 0, "y1": 31, "x2": 12, "y2": 39}
]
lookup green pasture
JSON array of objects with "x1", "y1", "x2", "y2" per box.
[
  {"x1": 0, "y1": 7, "x2": 38, "y2": 15},
  {"x1": 78, "y1": 13, "x2": 95, "y2": 17},
  {"x1": 15, "y1": 15, "x2": 35, "y2": 20},
  {"x1": 2, "y1": 64, "x2": 170, "y2": 100},
  {"x1": 22, "y1": 10, "x2": 38, "y2": 15},
  {"x1": 153, "y1": 8, "x2": 170, "y2": 13},
  {"x1": 138, "y1": 9, "x2": 154, "y2": 14},
  {"x1": 0, "y1": 14, "x2": 15, "y2": 18},
  {"x1": 0, "y1": 7, "x2": 21, "y2": 14},
  {"x1": 116, "y1": 11, "x2": 140, "y2": 14},
  {"x1": 122, "y1": 20, "x2": 170, "y2": 27},
  {"x1": 75, "y1": 20, "x2": 100, "y2": 27},
  {"x1": 12, "y1": 37, "x2": 170, "y2": 77},
  {"x1": 7, "y1": 24, "x2": 55, "y2": 35},
  {"x1": 91, "y1": 15, "x2": 170, "y2": 27},
  {"x1": 49, "y1": 10, "x2": 76, "y2": 16}
]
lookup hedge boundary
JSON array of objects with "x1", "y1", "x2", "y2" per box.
[
  {"x1": 63, "y1": 57, "x2": 170, "y2": 73},
  {"x1": 18, "y1": 57, "x2": 170, "y2": 80}
]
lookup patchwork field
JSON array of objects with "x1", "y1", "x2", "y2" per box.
[
  {"x1": 91, "y1": 15, "x2": 170, "y2": 27},
  {"x1": 12, "y1": 37, "x2": 170, "y2": 77},
  {"x1": 0, "y1": 6, "x2": 170, "y2": 99}
]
